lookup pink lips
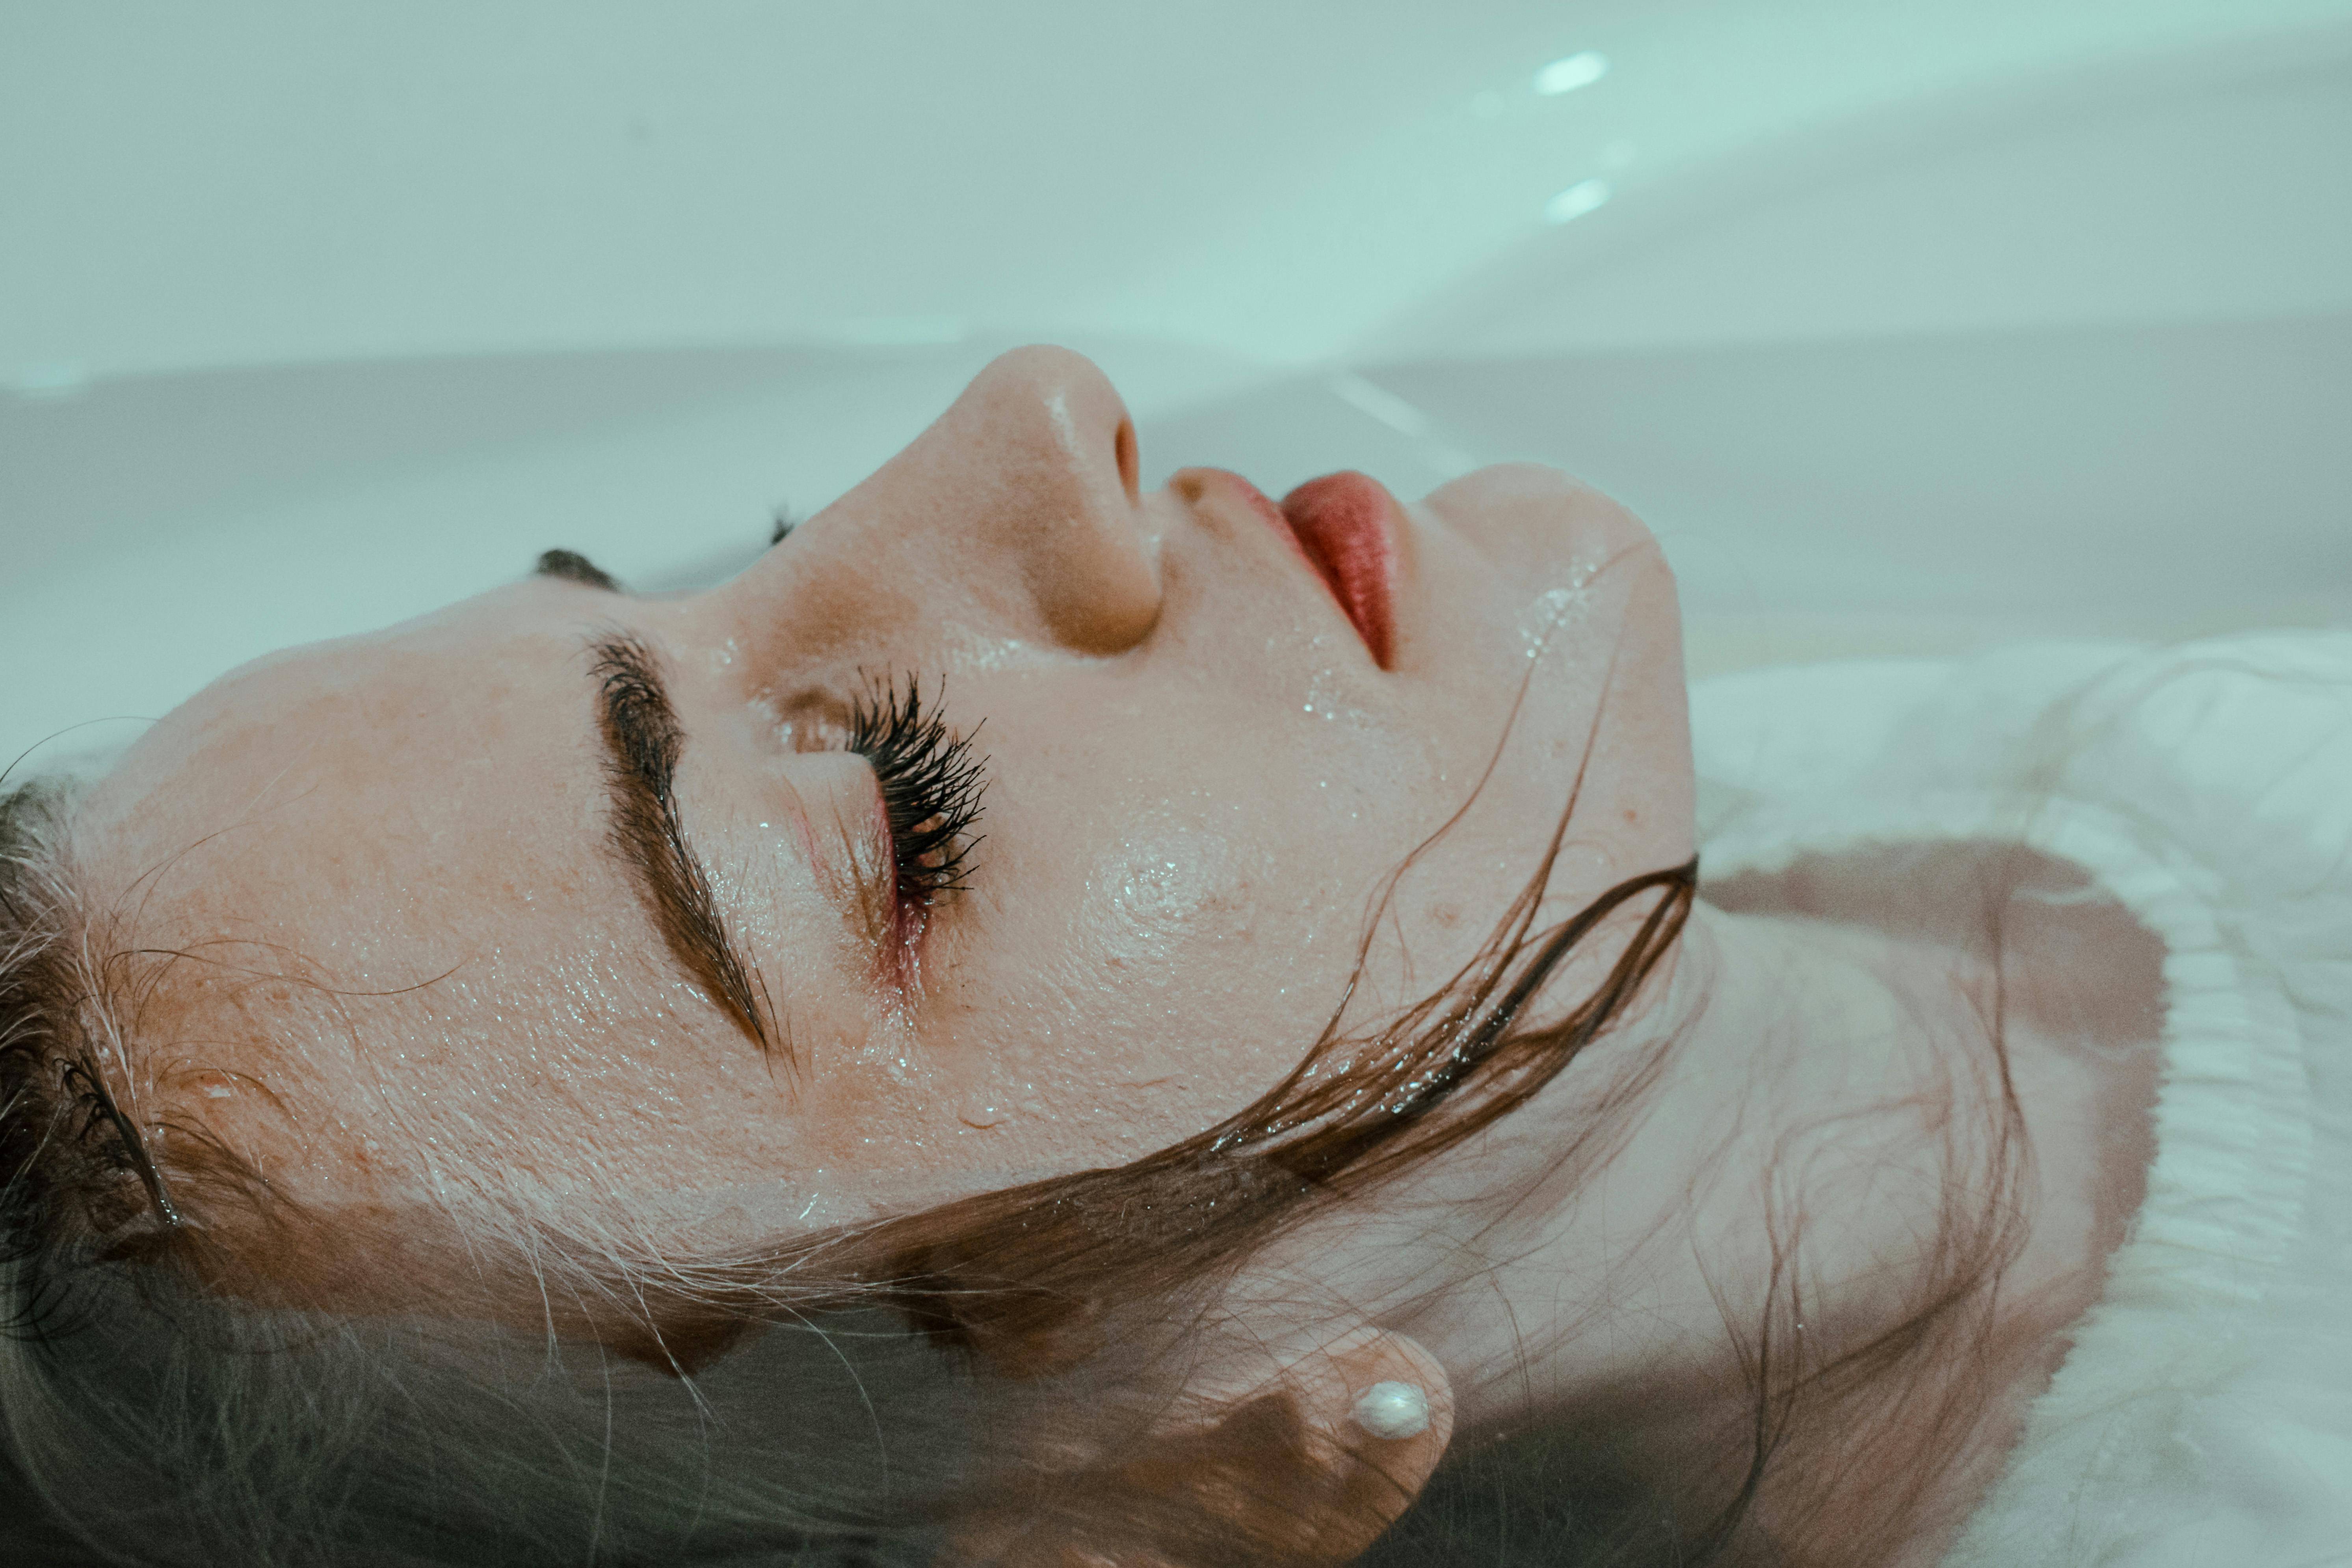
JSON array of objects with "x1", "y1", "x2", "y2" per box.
[
  {"x1": 1279, "y1": 471, "x2": 1398, "y2": 668},
  {"x1": 1184, "y1": 466, "x2": 1400, "y2": 667}
]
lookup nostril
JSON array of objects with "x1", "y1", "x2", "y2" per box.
[{"x1": 1114, "y1": 418, "x2": 1140, "y2": 506}]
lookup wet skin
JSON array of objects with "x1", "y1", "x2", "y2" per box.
[{"x1": 80, "y1": 346, "x2": 1692, "y2": 1237}]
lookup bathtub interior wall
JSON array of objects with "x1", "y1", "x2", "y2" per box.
[{"x1": 4, "y1": 2, "x2": 2350, "y2": 771}]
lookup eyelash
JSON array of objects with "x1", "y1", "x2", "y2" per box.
[{"x1": 843, "y1": 674, "x2": 988, "y2": 919}]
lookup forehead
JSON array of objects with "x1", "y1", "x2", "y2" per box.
[
  {"x1": 84, "y1": 584, "x2": 592, "y2": 894},
  {"x1": 61, "y1": 584, "x2": 808, "y2": 1200},
  {"x1": 73, "y1": 583, "x2": 643, "y2": 1051}
]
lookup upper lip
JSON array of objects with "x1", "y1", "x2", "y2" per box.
[{"x1": 1175, "y1": 467, "x2": 1399, "y2": 668}]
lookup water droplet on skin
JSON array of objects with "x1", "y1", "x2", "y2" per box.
[
  {"x1": 1300, "y1": 666, "x2": 1370, "y2": 725},
  {"x1": 952, "y1": 632, "x2": 1036, "y2": 673},
  {"x1": 1521, "y1": 585, "x2": 1590, "y2": 658}
]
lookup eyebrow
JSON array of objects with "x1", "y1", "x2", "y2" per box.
[{"x1": 587, "y1": 634, "x2": 780, "y2": 1060}]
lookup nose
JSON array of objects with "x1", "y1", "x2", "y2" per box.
[{"x1": 739, "y1": 345, "x2": 1160, "y2": 658}]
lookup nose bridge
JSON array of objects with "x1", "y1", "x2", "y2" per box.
[
  {"x1": 719, "y1": 346, "x2": 1162, "y2": 666},
  {"x1": 933, "y1": 346, "x2": 1156, "y2": 654}
]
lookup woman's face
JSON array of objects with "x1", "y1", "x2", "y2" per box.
[{"x1": 81, "y1": 347, "x2": 1692, "y2": 1241}]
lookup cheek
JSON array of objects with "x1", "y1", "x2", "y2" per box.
[
  {"x1": 1094, "y1": 827, "x2": 1257, "y2": 971},
  {"x1": 1076, "y1": 825, "x2": 1271, "y2": 1075},
  {"x1": 982, "y1": 823, "x2": 1343, "y2": 1149}
]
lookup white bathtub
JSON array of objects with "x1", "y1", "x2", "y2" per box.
[{"x1": 5, "y1": 0, "x2": 2348, "y2": 769}]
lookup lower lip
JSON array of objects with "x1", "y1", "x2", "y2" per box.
[{"x1": 1281, "y1": 472, "x2": 1398, "y2": 667}]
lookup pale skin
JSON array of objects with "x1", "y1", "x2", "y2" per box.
[{"x1": 73, "y1": 347, "x2": 2159, "y2": 1562}]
